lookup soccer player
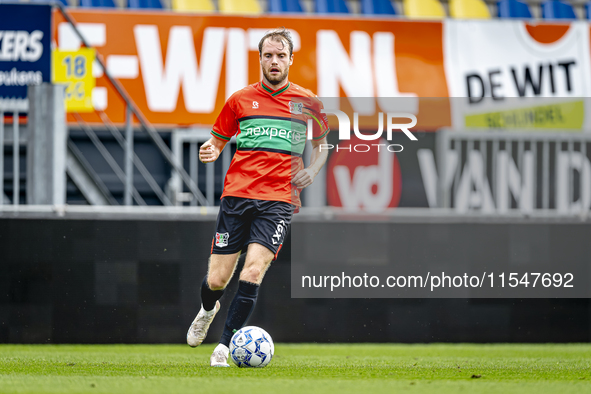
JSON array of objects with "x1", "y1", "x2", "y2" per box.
[{"x1": 186, "y1": 28, "x2": 330, "y2": 367}]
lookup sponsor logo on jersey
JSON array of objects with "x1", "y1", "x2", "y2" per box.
[
  {"x1": 252, "y1": 101, "x2": 259, "y2": 109},
  {"x1": 244, "y1": 126, "x2": 305, "y2": 142},
  {"x1": 215, "y1": 232, "x2": 229, "y2": 247},
  {"x1": 289, "y1": 101, "x2": 303, "y2": 114}
]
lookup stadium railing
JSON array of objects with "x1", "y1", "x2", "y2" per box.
[
  {"x1": 167, "y1": 128, "x2": 235, "y2": 206},
  {"x1": 0, "y1": 2, "x2": 210, "y2": 207},
  {"x1": 57, "y1": 1, "x2": 209, "y2": 207},
  {"x1": 0, "y1": 103, "x2": 27, "y2": 206}
]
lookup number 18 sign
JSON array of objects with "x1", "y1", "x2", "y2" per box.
[{"x1": 52, "y1": 48, "x2": 96, "y2": 113}]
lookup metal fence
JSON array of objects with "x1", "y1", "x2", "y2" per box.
[
  {"x1": 168, "y1": 128, "x2": 235, "y2": 206},
  {"x1": 55, "y1": 3, "x2": 208, "y2": 206},
  {"x1": 0, "y1": 3, "x2": 212, "y2": 207},
  {"x1": 0, "y1": 105, "x2": 25, "y2": 206}
]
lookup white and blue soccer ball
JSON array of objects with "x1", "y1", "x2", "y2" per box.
[{"x1": 229, "y1": 326, "x2": 274, "y2": 368}]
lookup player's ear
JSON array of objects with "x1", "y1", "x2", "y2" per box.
[{"x1": 290, "y1": 54, "x2": 293, "y2": 66}]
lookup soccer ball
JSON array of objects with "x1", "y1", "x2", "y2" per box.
[{"x1": 229, "y1": 326, "x2": 274, "y2": 368}]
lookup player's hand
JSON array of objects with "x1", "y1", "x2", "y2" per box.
[
  {"x1": 292, "y1": 168, "x2": 316, "y2": 189},
  {"x1": 199, "y1": 141, "x2": 219, "y2": 163}
]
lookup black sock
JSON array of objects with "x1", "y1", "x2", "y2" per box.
[
  {"x1": 219, "y1": 280, "x2": 259, "y2": 347},
  {"x1": 201, "y1": 276, "x2": 224, "y2": 311}
]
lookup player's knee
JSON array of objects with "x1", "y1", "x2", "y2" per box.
[
  {"x1": 208, "y1": 274, "x2": 229, "y2": 291},
  {"x1": 240, "y1": 265, "x2": 263, "y2": 283}
]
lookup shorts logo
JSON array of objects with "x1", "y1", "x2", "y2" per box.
[
  {"x1": 289, "y1": 101, "x2": 302, "y2": 115},
  {"x1": 272, "y1": 220, "x2": 285, "y2": 245},
  {"x1": 215, "y1": 232, "x2": 229, "y2": 247}
]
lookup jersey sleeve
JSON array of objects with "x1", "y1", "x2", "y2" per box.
[
  {"x1": 211, "y1": 96, "x2": 239, "y2": 141},
  {"x1": 304, "y1": 97, "x2": 330, "y2": 141}
]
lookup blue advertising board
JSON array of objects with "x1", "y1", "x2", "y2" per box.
[{"x1": 0, "y1": 4, "x2": 51, "y2": 101}]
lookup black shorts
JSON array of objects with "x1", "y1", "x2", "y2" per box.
[{"x1": 211, "y1": 196, "x2": 294, "y2": 258}]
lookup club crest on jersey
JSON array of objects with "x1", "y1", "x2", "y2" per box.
[
  {"x1": 289, "y1": 101, "x2": 303, "y2": 115},
  {"x1": 252, "y1": 101, "x2": 259, "y2": 109},
  {"x1": 215, "y1": 232, "x2": 229, "y2": 247}
]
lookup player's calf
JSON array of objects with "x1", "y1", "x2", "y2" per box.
[
  {"x1": 219, "y1": 280, "x2": 260, "y2": 347},
  {"x1": 187, "y1": 276, "x2": 225, "y2": 347}
]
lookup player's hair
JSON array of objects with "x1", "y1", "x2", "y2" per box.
[{"x1": 258, "y1": 28, "x2": 294, "y2": 57}]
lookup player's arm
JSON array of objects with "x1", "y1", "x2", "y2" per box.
[
  {"x1": 202, "y1": 96, "x2": 237, "y2": 163},
  {"x1": 292, "y1": 137, "x2": 329, "y2": 189},
  {"x1": 202, "y1": 91, "x2": 239, "y2": 163},
  {"x1": 199, "y1": 136, "x2": 229, "y2": 163}
]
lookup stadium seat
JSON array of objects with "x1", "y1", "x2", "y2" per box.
[
  {"x1": 79, "y1": 0, "x2": 115, "y2": 7},
  {"x1": 128, "y1": 0, "x2": 163, "y2": 8},
  {"x1": 268, "y1": 0, "x2": 304, "y2": 12},
  {"x1": 449, "y1": 0, "x2": 491, "y2": 18},
  {"x1": 316, "y1": 0, "x2": 350, "y2": 13},
  {"x1": 403, "y1": 0, "x2": 445, "y2": 19},
  {"x1": 30, "y1": 0, "x2": 69, "y2": 6},
  {"x1": 541, "y1": 0, "x2": 577, "y2": 19},
  {"x1": 361, "y1": 0, "x2": 397, "y2": 15},
  {"x1": 172, "y1": 0, "x2": 214, "y2": 12},
  {"x1": 219, "y1": 0, "x2": 262, "y2": 14},
  {"x1": 497, "y1": 0, "x2": 532, "y2": 18}
]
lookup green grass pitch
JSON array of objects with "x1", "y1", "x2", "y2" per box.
[{"x1": 1, "y1": 344, "x2": 590, "y2": 394}]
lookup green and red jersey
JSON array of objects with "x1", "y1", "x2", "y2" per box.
[{"x1": 211, "y1": 81, "x2": 330, "y2": 207}]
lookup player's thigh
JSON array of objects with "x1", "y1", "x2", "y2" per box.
[
  {"x1": 248, "y1": 200, "x2": 294, "y2": 257},
  {"x1": 207, "y1": 252, "x2": 241, "y2": 290},
  {"x1": 209, "y1": 197, "x2": 253, "y2": 289},
  {"x1": 239, "y1": 243, "x2": 275, "y2": 284},
  {"x1": 211, "y1": 197, "x2": 252, "y2": 257},
  {"x1": 240, "y1": 201, "x2": 294, "y2": 284}
]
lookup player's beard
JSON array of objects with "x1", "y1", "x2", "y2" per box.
[{"x1": 263, "y1": 65, "x2": 289, "y2": 86}]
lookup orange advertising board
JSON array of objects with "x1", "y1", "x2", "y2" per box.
[{"x1": 52, "y1": 10, "x2": 449, "y2": 129}]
